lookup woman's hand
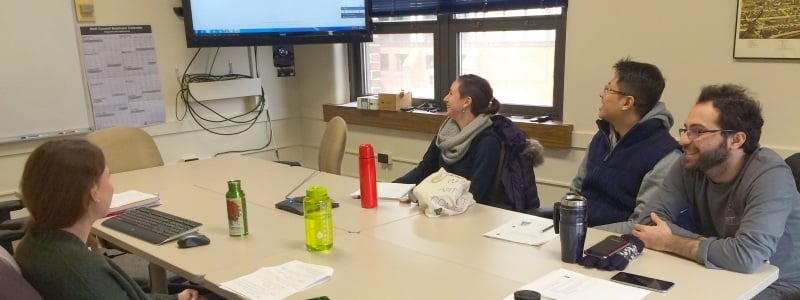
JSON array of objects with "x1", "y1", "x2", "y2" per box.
[{"x1": 177, "y1": 289, "x2": 207, "y2": 300}]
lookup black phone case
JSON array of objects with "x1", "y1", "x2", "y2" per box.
[
  {"x1": 584, "y1": 235, "x2": 631, "y2": 259},
  {"x1": 275, "y1": 196, "x2": 339, "y2": 216}
]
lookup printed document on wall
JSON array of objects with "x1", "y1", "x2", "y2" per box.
[{"x1": 80, "y1": 25, "x2": 165, "y2": 129}]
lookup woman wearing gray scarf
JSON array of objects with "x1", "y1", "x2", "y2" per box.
[{"x1": 394, "y1": 74, "x2": 502, "y2": 204}]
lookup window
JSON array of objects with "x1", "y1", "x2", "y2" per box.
[
  {"x1": 349, "y1": 1, "x2": 567, "y2": 118},
  {"x1": 380, "y1": 54, "x2": 389, "y2": 71}
]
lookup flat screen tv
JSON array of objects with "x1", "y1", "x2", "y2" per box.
[{"x1": 181, "y1": 0, "x2": 372, "y2": 47}]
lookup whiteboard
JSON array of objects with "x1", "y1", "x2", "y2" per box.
[{"x1": 0, "y1": 1, "x2": 92, "y2": 143}]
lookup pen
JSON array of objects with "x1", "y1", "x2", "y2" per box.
[
  {"x1": 19, "y1": 134, "x2": 39, "y2": 140},
  {"x1": 541, "y1": 224, "x2": 554, "y2": 232},
  {"x1": 58, "y1": 130, "x2": 78, "y2": 135}
]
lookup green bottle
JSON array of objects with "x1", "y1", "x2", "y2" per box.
[
  {"x1": 304, "y1": 185, "x2": 333, "y2": 252},
  {"x1": 226, "y1": 180, "x2": 248, "y2": 237}
]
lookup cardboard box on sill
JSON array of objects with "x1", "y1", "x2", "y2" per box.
[{"x1": 377, "y1": 91, "x2": 412, "y2": 111}]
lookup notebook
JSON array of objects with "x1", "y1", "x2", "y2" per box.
[{"x1": 107, "y1": 190, "x2": 161, "y2": 217}]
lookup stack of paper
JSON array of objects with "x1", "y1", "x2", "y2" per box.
[
  {"x1": 483, "y1": 216, "x2": 557, "y2": 246},
  {"x1": 350, "y1": 182, "x2": 415, "y2": 200},
  {"x1": 220, "y1": 260, "x2": 334, "y2": 300},
  {"x1": 503, "y1": 268, "x2": 649, "y2": 300},
  {"x1": 107, "y1": 190, "x2": 160, "y2": 216}
]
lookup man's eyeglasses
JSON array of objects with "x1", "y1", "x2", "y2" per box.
[
  {"x1": 602, "y1": 84, "x2": 630, "y2": 96},
  {"x1": 678, "y1": 128, "x2": 735, "y2": 140}
]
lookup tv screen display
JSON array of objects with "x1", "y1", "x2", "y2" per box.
[{"x1": 182, "y1": 0, "x2": 372, "y2": 47}]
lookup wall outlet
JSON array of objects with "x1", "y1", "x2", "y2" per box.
[{"x1": 377, "y1": 153, "x2": 392, "y2": 165}]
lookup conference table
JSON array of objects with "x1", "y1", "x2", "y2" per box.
[{"x1": 92, "y1": 155, "x2": 778, "y2": 299}]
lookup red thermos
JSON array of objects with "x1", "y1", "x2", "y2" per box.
[{"x1": 359, "y1": 144, "x2": 378, "y2": 208}]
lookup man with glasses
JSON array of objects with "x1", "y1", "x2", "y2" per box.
[
  {"x1": 633, "y1": 84, "x2": 800, "y2": 298},
  {"x1": 570, "y1": 58, "x2": 682, "y2": 233}
]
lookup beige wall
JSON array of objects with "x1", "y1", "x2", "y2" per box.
[
  {"x1": 2, "y1": 0, "x2": 799, "y2": 210},
  {"x1": 302, "y1": 0, "x2": 800, "y2": 207},
  {"x1": 0, "y1": 0, "x2": 306, "y2": 198}
]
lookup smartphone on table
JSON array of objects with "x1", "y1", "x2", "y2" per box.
[
  {"x1": 584, "y1": 235, "x2": 631, "y2": 259},
  {"x1": 611, "y1": 272, "x2": 675, "y2": 293}
]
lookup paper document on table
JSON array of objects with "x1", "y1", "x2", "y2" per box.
[
  {"x1": 350, "y1": 182, "x2": 415, "y2": 200},
  {"x1": 503, "y1": 268, "x2": 649, "y2": 300},
  {"x1": 483, "y1": 216, "x2": 557, "y2": 246},
  {"x1": 220, "y1": 260, "x2": 333, "y2": 300}
]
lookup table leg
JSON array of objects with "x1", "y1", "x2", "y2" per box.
[{"x1": 148, "y1": 263, "x2": 167, "y2": 294}]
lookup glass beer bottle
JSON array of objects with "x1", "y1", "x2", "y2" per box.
[
  {"x1": 303, "y1": 186, "x2": 333, "y2": 251},
  {"x1": 226, "y1": 180, "x2": 249, "y2": 236}
]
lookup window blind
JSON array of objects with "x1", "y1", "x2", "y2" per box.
[{"x1": 371, "y1": 0, "x2": 568, "y2": 17}]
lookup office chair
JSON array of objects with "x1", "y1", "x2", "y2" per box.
[
  {"x1": 0, "y1": 198, "x2": 26, "y2": 255},
  {"x1": 277, "y1": 116, "x2": 348, "y2": 175},
  {"x1": 785, "y1": 153, "x2": 800, "y2": 191},
  {"x1": 84, "y1": 126, "x2": 164, "y2": 174},
  {"x1": 318, "y1": 116, "x2": 347, "y2": 175},
  {"x1": 0, "y1": 246, "x2": 43, "y2": 300}
]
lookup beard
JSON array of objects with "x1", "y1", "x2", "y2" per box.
[{"x1": 683, "y1": 138, "x2": 729, "y2": 172}]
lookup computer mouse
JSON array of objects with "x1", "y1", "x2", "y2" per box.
[{"x1": 177, "y1": 233, "x2": 210, "y2": 249}]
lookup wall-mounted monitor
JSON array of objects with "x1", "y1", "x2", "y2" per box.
[{"x1": 181, "y1": 0, "x2": 372, "y2": 47}]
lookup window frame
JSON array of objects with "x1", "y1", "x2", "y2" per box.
[{"x1": 348, "y1": 7, "x2": 567, "y2": 119}]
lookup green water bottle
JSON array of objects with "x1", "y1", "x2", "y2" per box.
[
  {"x1": 304, "y1": 186, "x2": 333, "y2": 252},
  {"x1": 226, "y1": 180, "x2": 248, "y2": 237}
]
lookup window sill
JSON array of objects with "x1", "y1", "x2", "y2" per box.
[{"x1": 323, "y1": 103, "x2": 572, "y2": 149}]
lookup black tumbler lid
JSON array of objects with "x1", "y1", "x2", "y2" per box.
[{"x1": 514, "y1": 290, "x2": 541, "y2": 300}]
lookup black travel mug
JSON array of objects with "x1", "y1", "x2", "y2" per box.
[
  {"x1": 553, "y1": 192, "x2": 588, "y2": 263},
  {"x1": 514, "y1": 290, "x2": 541, "y2": 300}
]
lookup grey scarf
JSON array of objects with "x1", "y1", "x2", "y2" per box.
[{"x1": 436, "y1": 114, "x2": 492, "y2": 164}]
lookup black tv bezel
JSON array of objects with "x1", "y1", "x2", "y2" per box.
[{"x1": 181, "y1": 0, "x2": 373, "y2": 48}]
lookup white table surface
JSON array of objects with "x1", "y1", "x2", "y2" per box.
[{"x1": 93, "y1": 155, "x2": 779, "y2": 299}]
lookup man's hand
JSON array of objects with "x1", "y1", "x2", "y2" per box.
[
  {"x1": 633, "y1": 212, "x2": 702, "y2": 260},
  {"x1": 632, "y1": 213, "x2": 674, "y2": 251}
]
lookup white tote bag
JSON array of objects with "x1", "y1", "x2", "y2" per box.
[{"x1": 412, "y1": 168, "x2": 476, "y2": 217}]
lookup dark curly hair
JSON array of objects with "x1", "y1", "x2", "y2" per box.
[{"x1": 696, "y1": 84, "x2": 763, "y2": 154}]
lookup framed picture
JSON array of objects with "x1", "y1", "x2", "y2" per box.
[{"x1": 734, "y1": 0, "x2": 800, "y2": 59}]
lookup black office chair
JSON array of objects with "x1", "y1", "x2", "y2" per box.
[
  {"x1": 0, "y1": 198, "x2": 26, "y2": 255},
  {"x1": 785, "y1": 153, "x2": 800, "y2": 191}
]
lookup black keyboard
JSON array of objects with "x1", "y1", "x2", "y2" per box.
[{"x1": 102, "y1": 207, "x2": 202, "y2": 245}]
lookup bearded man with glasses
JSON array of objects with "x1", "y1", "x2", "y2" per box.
[{"x1": 633, "y1": 84, "x2": 800, "y2": 299}]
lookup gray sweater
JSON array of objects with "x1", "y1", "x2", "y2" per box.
[
  {"x1": 15, "y1": 229, "x2": 175, "y2": 300},
  {"x1": 640, "y1": 148, "x2": 800, "y2": 284}
]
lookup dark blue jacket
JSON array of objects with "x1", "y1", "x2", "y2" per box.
[
  {"x1": 491, "y1": 115, "x2": 541, "y2": 211},
  {"x1": 582, "y1": 118, "x2": 679, "y2": 226},
  {"x1": 395, "y1": 127, "x2": 501, "y2": 204}
]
